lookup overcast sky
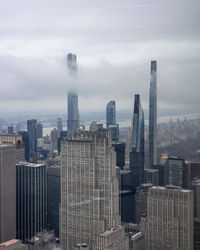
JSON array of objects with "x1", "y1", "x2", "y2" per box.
[{"x1": 0, "y1": 0, "x2": 199, "y2": 115}]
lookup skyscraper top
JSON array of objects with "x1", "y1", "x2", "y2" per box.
[
  {"x1": 67, "y1": 53, "x2": 77, "y2": 72},
  {"x1": 151, "y1": 60, "x2": 157, "y2": 73}
]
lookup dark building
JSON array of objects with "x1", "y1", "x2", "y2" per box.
[
  {"x1": 130, "y1": 94, "x2": 144, "y2": 189},
  {"x1": 36, "y1": 123, "x2": 43, "y2": 139},
  {"x1": 183, "y1": 161, "x2": 200, "y2": 189},
  {"x1": 16, "y1": 162, "x2": 47, "y2": 243},
  {"x1": 167, "y1": 156, "x2": 185, "y2": 187},
  {"x1": 7, "y1": 125, "x2": 14, "y2": 134},
  {"x1": 113, "y1": 142, "x2": 125, "y2": 170},
  {"x1": 58, "y1": 130, "x2": 68, "y2": 155},
  {"x1": 0, "y1": 145, "x2": 16, "y2": 243},
  {"x1": 135, "y1": 183, "x2": 153, "y2": 224},
  {"x1": 194, "y1": 218, "x2": 200, "y2": 250},
  {"x1": 106, "y1": 100, "x2": 116, "y2": 128},
  {"x1": 120, "y1": 171, "x2": 135, "y2": 223},
  {"x1": 106, "y1": 100, "x2": 119, "y2": 141},
  {"x1": 149, "y1": 60, "x2": 157, "y2": 168},
  {"x1": 27, "y1": 119, "x2": 37, "y2": 151},
  {"x1": 19, "y1": 131, "x2": 29, "y2": 162},
  {"x1": 67, "y1": 53, "x2": 77, "y2": 72},
  {"x1": 144, "y1": 169, "x2": 159, "y2": 186},
  {"x1": 47, "y1": 166, "x2": 61, "y2": 238},
  {"x1": 67, "y1": 92, "x2": 79, "y2": 137}
]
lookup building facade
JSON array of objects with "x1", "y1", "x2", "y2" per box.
[
  {"x1": 60, "y1": 130, "x2": 120, "y2": 249},
  {"x1": 16, "y1": 162, "x2": 47, "y2": 243},
  {"x1": 149, "y1": 60, "x2": 157, "y2": 168},
  {"x1": 67, "y1": 92, "x2": 79, "y2": 137},
  {"x1": 147, "y1": 186, "x2": 193, "y2": 250},
  {"x1": 0, "y1": 145, "x2": 16, "y2": 243}
]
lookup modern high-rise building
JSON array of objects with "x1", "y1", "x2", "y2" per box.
[
  {"x1": 7, "y1": 125, "x2": 14, "y2": 134},
  {"x1": 60, "y1": 129, "x2": 120, "y2": 249},
  {"x1": 149, "y1": 60, "x2": 157, "y2": 168},
  {"x1": 57, "y1": 117, "x2": 63, "y2": 137},
  {"x1": 0, "y1": 145, "x2": 16, "y2": 243},
  {"x1": 147, "y1": 186, "x2": 193, "y2": 250},
  {"x1": 47, "y1": 165, "x2": 61, "y2": 238},
  {"x1": 19, "y1": 131, "x2": 29, "y2": 162},
  {"x1": 106, "y1": 100, "x2": 116, "y2": 128},
  {"x1": 67, "y1": 92, "x2": 79, "y2": 137},
  {"x1": 144, "y1": 169, "x2": 159, "y2": 186},
  {"x1": 16, "y1": 162, "x2": 47, "y2": 243},
  {"x1": 113, "y1": 142, "x2": 126, "y2": 170},
  {"x1": 51, "y1": 128, "x2": 58, "y2": 151},
  {"x1": 130, "y1": 94, "x2": 144, "y2": 189},
  {"x1": 27, "y1": 119, "x2": 37, "y2": 152}
]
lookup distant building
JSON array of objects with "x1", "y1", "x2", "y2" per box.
[
  {"x1": 36, "y1": 123, "x2": 43, "y2": 139},
  {"x1": 106, "y1": 100, "x2": 116, "y2": 128},
  {"x1": 183, "y1": 161, "x2": 200, "y2": 189},
  {"x1": 135, "y1": 183, "x2": 153, "y2": 224},
  {"x1": 27, "y1": 119, "x2": 37, "y2": 152},
  {"x1": 58, "y1": 130, "x2": 67, "y2": 154},
  {"x1": 16, "y1": 162, "x2": 47, "y2": 243},
  {"x1": 144, "y1": 169, "x2": 159, "y2": 186},
  {"x1": 167, "y1": 156, "x2": 185, "y2": 187},
  {"x1": 19, "y1": 131, "x2": 29, "y2": 162},
  {"x1": 47, "y1": 166, "x2": 61, "y2": 238},
  {"x1": 60, "y1": 130, "x2": 120, "y2": 249},
  {"x1": 7, "y1": 125, "x2": 14, "y2": 134},
  {"x1": 113, "y1": 142, "x2": 125, "y2": 169},
  {"x1": 57, "y1": 117, "x2": 63, "y2": 137},
  {"x1": 149, "y1": 60, "x2": 157, "y2": 168},
  {"x1": 192, "y1": 179, "x2": 200, "y2": 219},
  {"x1": 51, "y1": 128, "x2": 58, "y2": 151},
  {"x1": 0, "y1": 239, "x2": 27, "y2": 250},
  {"x1": 67, "y1": 92, "x2": 79, "y2": 137},
  {"x1": 148, "y1": 186, "x2": 193, "y2": 250},
  {"x1": 0, "y1": 145, "x2": 16, "y2": 243},
  {"x1": 130, "y1": 94, "x2": 144, "y2": 189},
  {"x1": 0, "y1": 134, "x2": 25, "y2": 163},
  {"x1": 94, "y1": 225, "x2": 129, "y2": 250},
  {"x1": 67, "y1": 53, "x2": 77, "y2": 72}
]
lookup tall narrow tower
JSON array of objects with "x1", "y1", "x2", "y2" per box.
[
  {"x1": 67, "y1": 53, "x2": 79, "y2": 137},
  {"x1": 130, "y1": 94, "x2": 144, "y2": 189},
  {"x1": 149, "y1": 60, "x2": 157, "y2": 168}
]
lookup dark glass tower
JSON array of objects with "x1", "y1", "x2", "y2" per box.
[
  {"x1": 130, "y1": 94, "x2": 144, "y2": 189},
  {"x1": 27, "y1": 119, "x2": 37, "y2": 152},
  {"x1": 149, "y1": 60, "x2": 157, "y2": 168},
  {"x1": 106, "y1": 100, "x2": 116, "y2": 128}
]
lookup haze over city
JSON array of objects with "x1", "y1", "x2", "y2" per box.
[{"x1": 0, "y1": 0, "x2": 199, "y2": 116}]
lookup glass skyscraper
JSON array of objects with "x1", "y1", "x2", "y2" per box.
[
  {"x1": 106, "y1": 100, "x2": 116, "y2": 128},
  {"x1": 130, "y1": 94, "x2": 144, "y2": 189},
  {"x1": 149, "y1": 60, "x2": 157, "y2": 168}
]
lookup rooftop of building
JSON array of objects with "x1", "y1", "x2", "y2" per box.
[
  {"x1": 0, "y1": 239, "x2": 19, "y2": 246},
  {"x1": 131, "y1": 232, "x2": 143, "y2": 241},
  {"x1": 100, "y1": 225, "x2": 123, "y2": 237},
  {"x1": 151, "y1": 185, "x2": 191, "y2": 192},
  {"x1": 17, "y1": 161, "x2": 46, "y2": 168}
]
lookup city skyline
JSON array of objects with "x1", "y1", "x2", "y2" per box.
[{"x1": 0, "y1": 0, "x2": 199, "y2": 115}]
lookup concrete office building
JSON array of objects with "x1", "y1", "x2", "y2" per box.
[
  {"x1": 47, "y1": 165, "x2": 61, "y2": 238},
  {"x1": 94, "y1": 225, "x2": 129, "y2": 250},
  {"x1": 16, "y1": 162, "x2": 47, "y2": 243},
  {"x1": 149, "y1": 60, "x2": 157, "y2": 168},
  {"x1": 0, "y1": 145, "x2": 16, "y2": 243},
  {"x1": 60, "y1": 129, "x2": 120, "y2": 249},
  {"x1": 148, "y1": 186, "x2": 193, "y2": 250}
]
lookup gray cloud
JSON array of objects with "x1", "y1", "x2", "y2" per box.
[{"x1": 0, "y1": 0, "x2": 199, "y2": 115}]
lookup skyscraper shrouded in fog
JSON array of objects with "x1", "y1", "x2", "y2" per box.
[
  {"x1": 67, "y1": 53, "x2": 79, "y2": 137},
  {"x1": 130, "y1": 94, "x2": 144, "y2": 189},
  {"x1": 60, "y1": 129, "x2": 120, "y2": 249},
  {"x1": 149, "y1": 60, "x2": 157, "y2": 168}
]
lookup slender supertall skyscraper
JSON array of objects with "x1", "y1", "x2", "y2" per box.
[
  {"x1": 149, "y1": 60, "x2": 157, "y2": 168},
  {"x1": 67, "y1": 53, "x2": 79, "y2": 137},
  {"x1": 106, "y1": 100, "x2": 116, "y2": 128},
  {"x1": 130, "y1": 94, "x2": 144, "y2": 189}
]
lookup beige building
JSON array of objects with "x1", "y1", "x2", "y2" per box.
[
  {"x1": 94, "y1": 225, "x2": 129, "y2": 250},
  {"x1": 0, "y1": 239, "x2": 27, "y2": 250},
  {"x1": 0, "y1": 145, "x2": 16, "y2": 243},
  {"x1": 147, "y1": 186, "x2": 193, "y2": 250},
  {"x1": 60, "y1": 130, "x2": 120, "y2": 249}
]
